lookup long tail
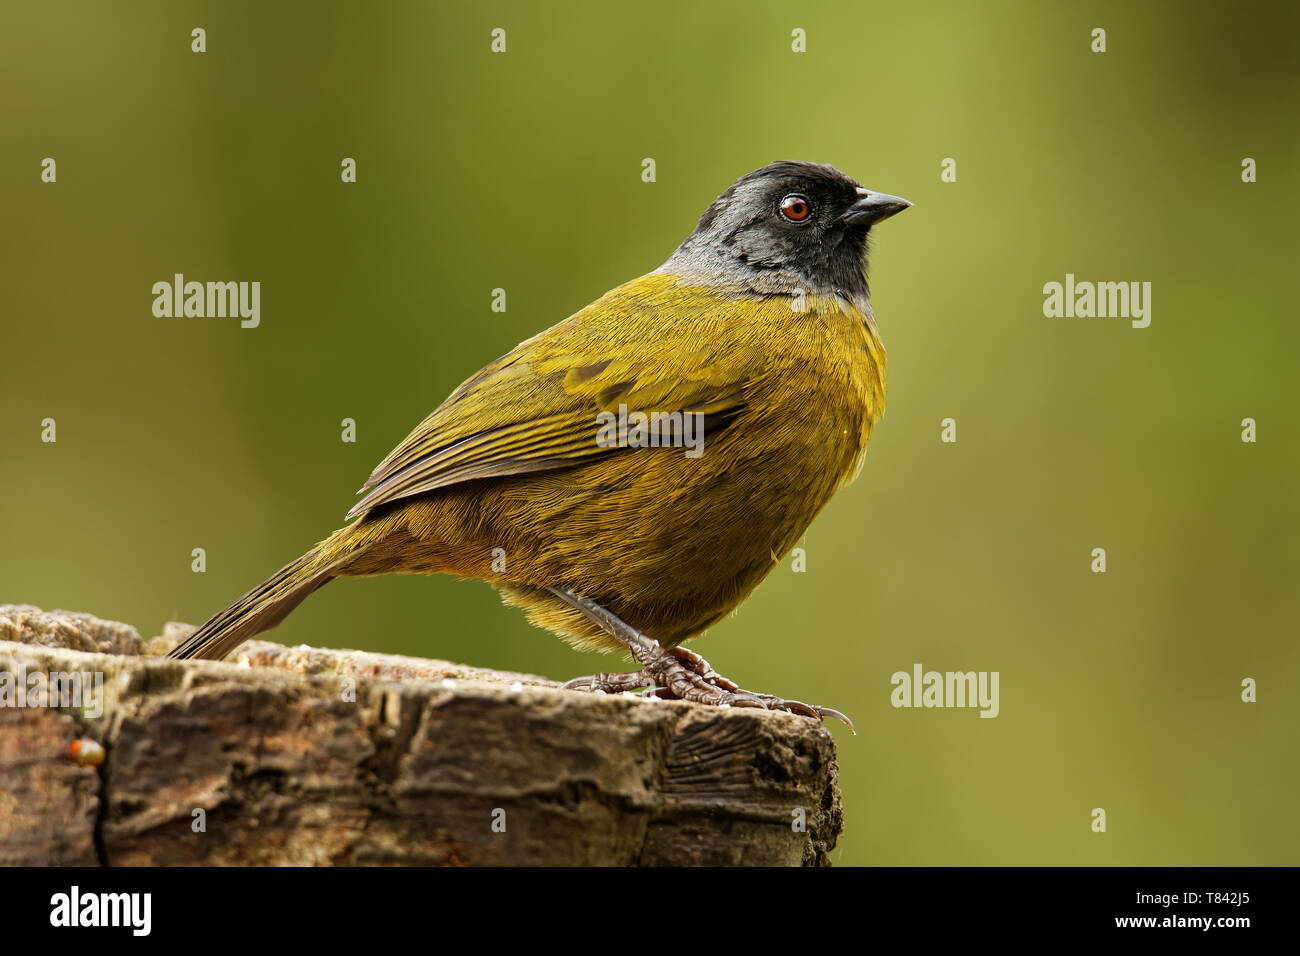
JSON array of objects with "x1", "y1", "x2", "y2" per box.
[{"x1": 168, "y1": 529, "x2": 369, "y2": 661}]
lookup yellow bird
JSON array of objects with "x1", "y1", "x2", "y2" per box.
[{"x1": 169, "y1": 161, "x2": 911, "y2": 728}]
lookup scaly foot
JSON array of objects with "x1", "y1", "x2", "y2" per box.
[{"x1": 552, "y1": 593, "x2": 854, "y2": 732}]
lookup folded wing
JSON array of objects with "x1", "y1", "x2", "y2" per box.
[{"x1": 346, "y1": 278, "x2": 765, "y2": 520}]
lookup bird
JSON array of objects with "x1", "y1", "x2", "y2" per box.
[{"x1": 168, "y1": 160, "x2": 911, "y2": 729}]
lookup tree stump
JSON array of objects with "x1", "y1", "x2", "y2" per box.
[{"x1": 0, "y1": 606, "x2": 842, "y2": 866}]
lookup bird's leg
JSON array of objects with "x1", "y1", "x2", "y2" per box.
[{"x1": 550, "y1": 587, "x2": 853, "y2": 731}]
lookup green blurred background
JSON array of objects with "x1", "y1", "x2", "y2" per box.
[{"x1": 2, "y1": 0, "x2": 1297, "y2": 865}]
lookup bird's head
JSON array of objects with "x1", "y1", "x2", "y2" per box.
[{"x1": 660, "y1": 160, "x2": 910, "y2": 307}]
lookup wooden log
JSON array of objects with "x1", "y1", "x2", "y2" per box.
[{"x1": 0, "y1": 605, "x2": 842, "y2": 866}]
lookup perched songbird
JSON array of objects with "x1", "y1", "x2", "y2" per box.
[{"x1": 169, "y1": 161, "x2": 911, "y2": 728}]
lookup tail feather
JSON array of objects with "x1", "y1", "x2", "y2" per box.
[{"x1": 168, "y1": 536, "x2": 366, "y2": 661}]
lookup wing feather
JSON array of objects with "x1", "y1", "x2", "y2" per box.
[{"x1": 346, "y1": 276, "x2": 763, "y2": 520}]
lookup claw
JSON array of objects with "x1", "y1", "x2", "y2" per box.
[
  {"x1": 812, "y1": 705, "x2": 855, "y2": 733},
  {"x1": 736, "y1": 693, "x2": 856, "y2": 733}
]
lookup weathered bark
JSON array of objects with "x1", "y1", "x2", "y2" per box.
[{"x1": 0, "y1": 606, "x2": 842, "y2": 866}]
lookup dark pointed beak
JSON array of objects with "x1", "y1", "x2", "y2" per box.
[{"x1": 842, "y1": 188, "x2": 912, "y2": 227}]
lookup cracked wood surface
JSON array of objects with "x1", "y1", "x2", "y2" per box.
[{"x1": 0, "y1": 605, "x2": 842, "y2": 866}]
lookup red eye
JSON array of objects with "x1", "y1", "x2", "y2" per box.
[{"x1": 779, "y1": 194, "x2": 812, "y2": 222}]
